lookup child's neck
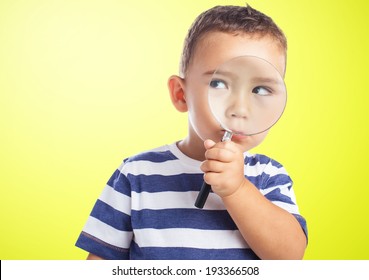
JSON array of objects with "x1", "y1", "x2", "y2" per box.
[{"x1": 176, "y1": 136, "x2": 206, "y2": 162}]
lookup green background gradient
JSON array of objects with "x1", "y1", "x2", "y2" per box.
[{"x1": 1, "y1": 0, "x2": 368, "y2": 259}]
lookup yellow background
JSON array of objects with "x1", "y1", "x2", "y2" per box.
[{"x1": 1, "y1": 0, "x2": 368, "y2": 259}]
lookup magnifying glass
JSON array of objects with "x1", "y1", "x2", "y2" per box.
[{"x1": 194, "y1": 55, "x2": 287, "y2": 209}]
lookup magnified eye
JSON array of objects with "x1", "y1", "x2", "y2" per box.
[
  {"x1": 252, "y1": 86, "x2": 272, "y2": 96},
  {"x1": 210, "y1": 80, "x2": 227, "y2": 89}
]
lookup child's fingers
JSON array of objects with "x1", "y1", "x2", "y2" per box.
[
  {"x1": 204, "y1": 139, "x2": 241, "y2": 154},
  {"x1": 204, "y1": 139, "x2": 216, "y2": 149},
  {"x1": 203, "y1": 171, "x2": 219, "y2": 186},
  {"x1": 218, "y1": 140, "x2": 242, "y2": 153},
  {"x1": 200, "y1": 159, "x2": 225, "y2": 173},
  {"x1": 204, "y1": 147, "x2": 234, "y2": 162}
]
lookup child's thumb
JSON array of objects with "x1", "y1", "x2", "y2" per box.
[{"x1": 204, "y1": 139, "x2": 216, "y2": 149}]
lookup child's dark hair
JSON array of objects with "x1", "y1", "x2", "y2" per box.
[{"x1": 180, "y1": 4, "x2": 287, "y2": 77}]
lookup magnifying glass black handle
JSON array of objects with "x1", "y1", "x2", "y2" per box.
[
  {"x1": 195, "y1": 130, "x2": 233, "y2": 209},
  {"x1": 194, "y1": 181, "x2": 211, "y2": 209}
]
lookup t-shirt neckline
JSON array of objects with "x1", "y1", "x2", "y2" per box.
[{"x1": 168, "y1": 142, "x2": 202, "y2": 170}]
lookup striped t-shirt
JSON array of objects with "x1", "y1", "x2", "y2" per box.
[{"x1": 75, "y1": 143, "x2": 307, "y2": 259}]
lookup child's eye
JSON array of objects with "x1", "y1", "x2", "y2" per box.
[
  {"x1": 252, "y1": 86, "x2": 272, "y2": 96},
  {"x1": 210, "y1": 80, "x2": 227, "y2": 89}
]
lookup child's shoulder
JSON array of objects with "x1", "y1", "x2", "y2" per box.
[
  {"x1": 123, "y1": 143, "x2": 178, "y2": 164},
  {"x1": 118, "y1": 143, "x2": 195, "y2": 177},
  {"x1": 244, "y1": 151, "x2": 284, "y2": 169},
  {"x1": 244, "y1": 152, "x2": 291, "y2": 190}
]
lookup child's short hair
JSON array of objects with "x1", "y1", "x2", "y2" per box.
[{"x1": 180, "y1": 4, "x2": 287, "y2": 77}]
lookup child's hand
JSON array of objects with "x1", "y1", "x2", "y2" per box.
[{"x1": 200, "y1": 139, "x2": 247, "y2": 198}]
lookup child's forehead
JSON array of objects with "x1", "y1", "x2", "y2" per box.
[
  {"x1": 196, "y1": 31, "x2": 284, "y2": 57},
  {"x1": 190, "y1": 31, "x2": 286, "y2": 75},
  {"x1": 199, "y1": 30, "x2": 255, "y2": 45}
]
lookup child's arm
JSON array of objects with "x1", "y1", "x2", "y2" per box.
[
  {"x1": 86, "y1": 253, "x2": 105, "y2": 260},
  {"x1": 201, "y1": 140, "x2": 307, "y2": 259}
]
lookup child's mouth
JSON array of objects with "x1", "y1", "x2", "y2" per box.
[{"x1": 221, "y1": 130, "x2": 248, "y2": 140}]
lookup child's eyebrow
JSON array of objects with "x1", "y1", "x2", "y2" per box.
[
  {"x1": 250, "y1": 77, "x2": 283, "y2": 86},
  {"x1": 202, "y1": 70, "x2": 238, "y2": 79}
]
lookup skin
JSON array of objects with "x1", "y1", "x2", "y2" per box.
[
  {"x1": 87, "y1": 31, "x2": 306, "y2": 260},
  {"x1": 168, "y1": 31, "x2": 307, "y2": 259},
  {"x1": 87, "y1": 253, "x2": 104, "y2": 260}
]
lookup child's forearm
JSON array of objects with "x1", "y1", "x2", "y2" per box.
[
  {"x1": 222, "y1": 179, "x2": 307, "y2": 260},
  {"x1": 87, "y1": 253, "x2": 105, "y2": 260}
]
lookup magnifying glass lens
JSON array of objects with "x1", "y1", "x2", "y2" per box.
[{"x1": 208, "y1": 56, "x2": 287, "y2": 136}]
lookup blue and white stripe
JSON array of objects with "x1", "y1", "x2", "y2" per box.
[{"x1": 76, "y1": 143, "x2": 307, "y2": 259}]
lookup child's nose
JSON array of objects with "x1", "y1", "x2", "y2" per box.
[{"x1": 225, "y1": 95, "x2": 250, "y2": 119}]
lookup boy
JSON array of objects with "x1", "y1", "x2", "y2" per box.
[{"x1": 76, "y1": 4, "x2": 307, "y2": 260}]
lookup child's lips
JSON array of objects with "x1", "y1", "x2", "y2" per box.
[
  {"x1": 231, "y1": 133, "x2": 248, "y2": 141},
  {"x1": 221, "y1": 130, "x2": 248, "y2": 140}
]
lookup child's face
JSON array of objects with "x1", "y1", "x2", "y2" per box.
[{"x1": 184, "y1": 31, "x2": 286, "y2": 152}]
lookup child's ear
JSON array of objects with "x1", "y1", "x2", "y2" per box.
[{"x1": 168, "y1": 75, "x2": 188, "y2": 112}]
